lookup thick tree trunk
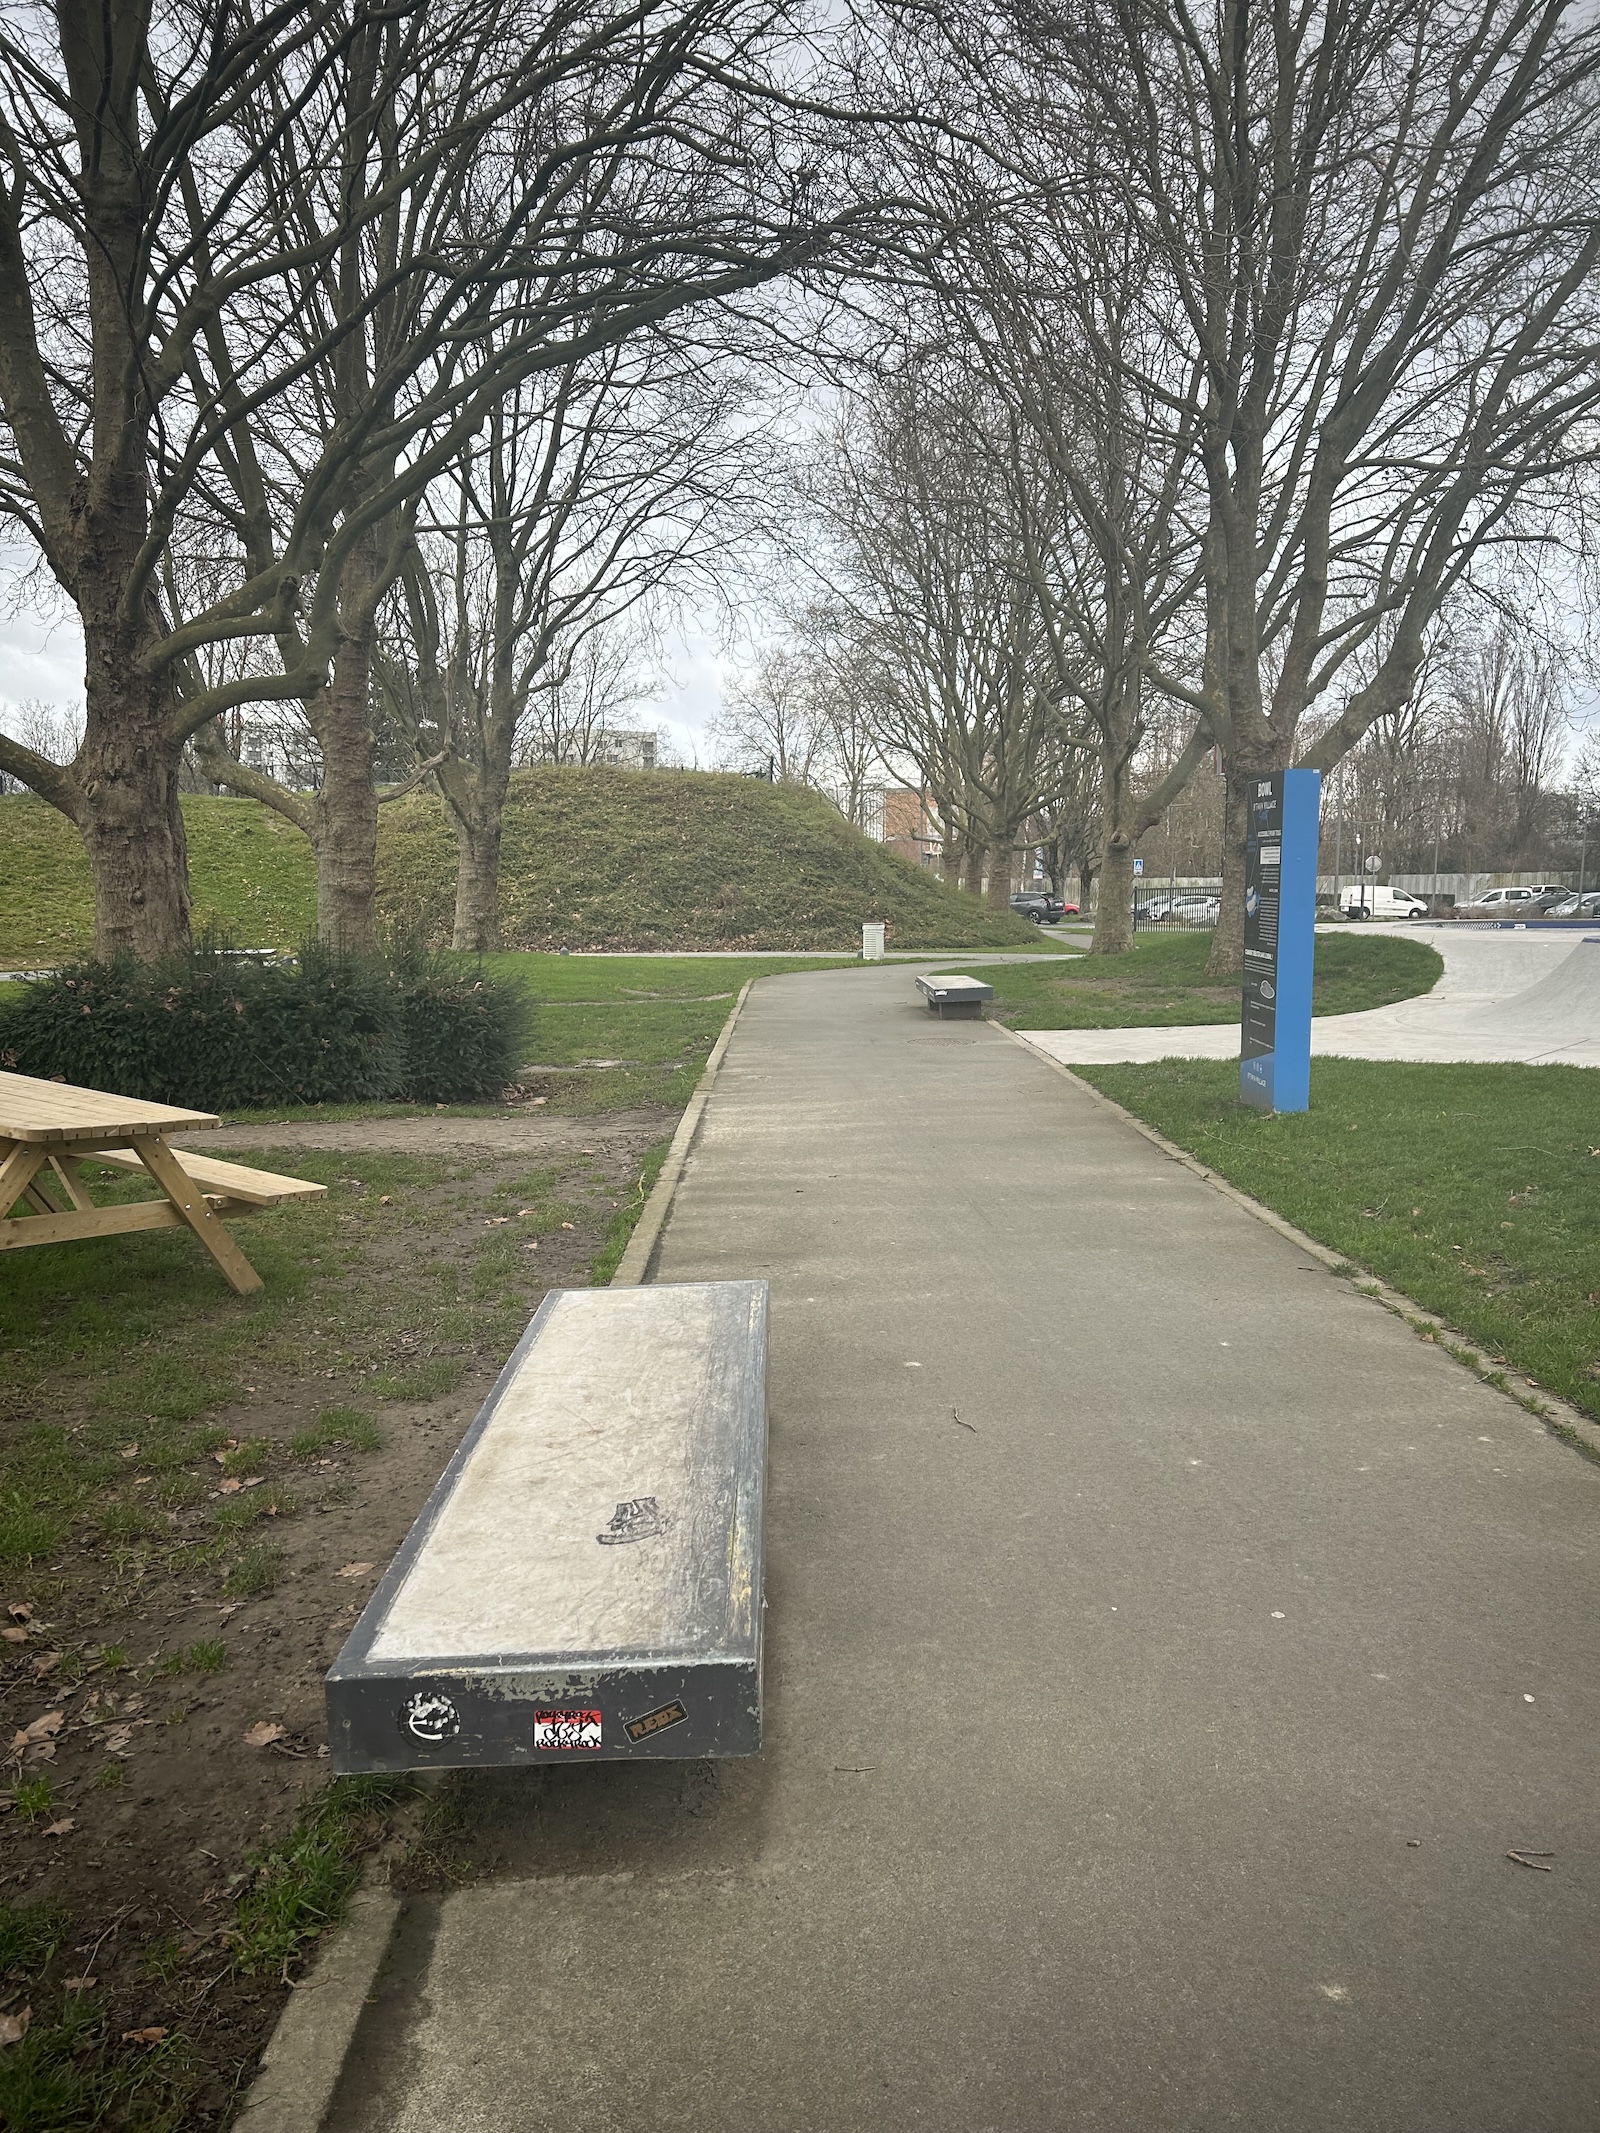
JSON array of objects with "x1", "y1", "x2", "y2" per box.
[
  {"x1": 312, "y1": 619, "x2": 380, "y2": 951},
  {"x1": 78, "y1": 600, "x2": 192, "y2": 960},
  {"x1": 1091, "y1": 741, "x2": 1138, "y2": 955},
  {"x1": 962, "y1": 845, "x2": 986, "y2": 896},
  {"x1": 451, "y1": 803, "x2": 504, "y2": 952},
  {"x1": 1204, "y1": 768, "x2": 1253, "y2": 978},
  {"x1": 1094, "y1": 839, "x2": 1136, "y2": 955},
  {"x1": 986, "y1": 847, "x2": 1014, "y2": 909}
]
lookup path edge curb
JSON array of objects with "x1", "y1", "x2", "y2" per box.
[
  {"x1": 611, "y1": 978, "x2": 754, "y2": 1287},
  {"x1": 998, "y1": 1022, "x2": 1600, "y2": 1463},
  {"x1": 232, "y1": 1886, "x2": 400, "y2": 2132}
]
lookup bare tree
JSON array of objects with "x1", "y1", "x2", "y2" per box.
[
  {"x1": 368, "y1": 333, "x2": 754, "y2": 948},
  {"x1": 885, "y1": 0, "x2": 1600, "y2": 968},
  {"x1": 813, "y1": 362, "x2": 1063, "y2": 903},
  {"x1": 0, "y1": 0, "x2": 891, "y2": 955},
  {"x1": 518, "y1": 620, "x2": 658, "y2": 769},
  {"x1": 713, "y1": 647, "x2": 830, "y2": 782}
]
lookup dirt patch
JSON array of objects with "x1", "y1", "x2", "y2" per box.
[
  {"x1": 0, "y1": 1113, "x2": 670, "y2": 2126},
  {"x1": 181, "y1": 1105, "x2": 678, "y2": 1159}
]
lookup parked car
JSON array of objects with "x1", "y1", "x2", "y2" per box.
[
  {"x1": 1547, "y1": 890, "x2": 1600, "y2": 919},
  {"x1": 1339, "y1": 885, "x2": 1429, "y2": 919},
  {"x1": 1135, "y1": 893, "x2": 1221, "y2": 927},
  {"x1": 1010, "y1": 891, "x2": 1068, "y2": 925},
  {"x1": 1457, "y1": 885, "x2": 1539, "y2": 914}
]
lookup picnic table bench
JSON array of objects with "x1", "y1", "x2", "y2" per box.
[
  {"x1": 326, "y1": 1280, "x2": 768, "y2": 1772},
  {"x1": 915, "y1": 973, "x2": 995, "y2": 1018},
  {"x1": 0, "y1": 1070, "x2": 324, "y2": 1295}
]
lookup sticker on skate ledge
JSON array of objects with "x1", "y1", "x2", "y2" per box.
[
  {"x1": 597, "y1": 1496, "x2": 671, "y2": 1545},
  {"x1": 533, "y1": 1708, "x2": 603, "y2": 1751},
  {"x1": 400, "y1": 1691, "x2": 460, "y2": 1743},
  {"x1": 624, "y1": 1699, "x2": 688, "y2": 1745}
]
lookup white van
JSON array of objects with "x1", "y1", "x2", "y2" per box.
[{"x1": 1339, "y1": 885, "x2": 1429, "y2": 919}]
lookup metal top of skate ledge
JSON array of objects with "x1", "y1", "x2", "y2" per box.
[{"x1": 329, "y1": 1281, "x2": 767, "y2": 1679}]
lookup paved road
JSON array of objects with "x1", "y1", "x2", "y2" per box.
[{"x1": 329, "y1": 964, "x2": 1599, "y2": 2133}]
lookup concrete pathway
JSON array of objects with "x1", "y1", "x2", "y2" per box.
[
  {"x1": 1020, "y1": 925, "x2": 1600, "y2": 1066},
  {"x1": 329, "y1": 964, "x2": 1600, "y2": 2133}
]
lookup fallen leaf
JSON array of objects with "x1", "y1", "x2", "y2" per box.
[
  {"x1": 560, "y1": 1222, "x2": 575, "y2": 1231},
  {"x1": 63, "y1": 1976, "x2": 96, "y2": 1992},
  {"x1": 0, "y1": 2007, "x2": 31, "y2": 2047},
  {"x1": 121, "y1": 2027, "x2": 168, "y2": 2046},
  {"x1": 379, "y1": 1195, "x2": 392, "y2": 1205},
  {"x1": 530, "y1": 1096, "x2": 547, "y2": 1106},
  {"x1": 241, "y1": 1477, "x2": 264, "y2": 1489},
  {"x1": 42, "y1": 1817, "x2": 75, "y2": 1838},
  {"x1": 1, "y1": 1627, "x2": 27, "y2": 1645},
  {"x1": 483, "y1": 1216, "x2": 511, "y2": 1227},
  {"x1": 336, "y1": 1563, "x2": 374, "y2": 1579},
  {"x1": 243, "y1": 1721, "x2": 286, "y2": 1748},
  {"x1": 19, "y1": 1710, "x2": 63, "y2": 1745},
  {"x1": 523, "y1": 1242, "x2": 539, "y2": 1252},
  {"x1": 32, "y1": 1653, "x2": 60, "y2": 1680},
  {"x1": 102, "y1": 1725, "x2": 134, "y2": 1755},
  {"x1": 217, "y1": 1479, "x2": 243, "y2": 1495},
  {"x1": 119, "y1": 1443, "x2": 139, "y2": 1460},
  {"x1": 7, "y1": 1602, "x2": 33, "y2": 1621}
]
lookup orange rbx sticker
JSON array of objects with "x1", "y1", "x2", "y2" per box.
[
  {"x1": 532, "y1": 1708, "x2": 602, "y2": 1750},
  {"x1": 624, "y1": 1700, "x2": 688, "y2": 1744}
]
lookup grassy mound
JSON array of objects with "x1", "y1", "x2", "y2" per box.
[
  {"x1": 0, "y1": 772, "x2": 1038, "y2": 963},
  {"x1": 376, "y1": 769, "x2": 1039, "y2": 950},
  {"x1": 0, "y1": 794, "x2": 316, "y2": 966}
]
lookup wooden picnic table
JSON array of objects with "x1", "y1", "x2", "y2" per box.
[{"x1": 0, "y1": 1071, "x2": 325, "y2": 1295}]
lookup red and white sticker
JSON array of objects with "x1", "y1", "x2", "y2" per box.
[{"x1": 532, "y1": 1707, "x2": 603, "y2": 1751}]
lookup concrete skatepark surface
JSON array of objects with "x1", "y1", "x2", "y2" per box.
[
  {"x1": 326, "y1": 964, "x2": 1599, "y2": 2132},
  {"x1": 1018, "y1": 925, "x2": 1600, "y2": 1067}
]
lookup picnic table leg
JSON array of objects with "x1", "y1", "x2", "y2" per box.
[
  {"x1": 47, "y1": 1156, "x2": 96, "y2": 1213},
  {"x1": 134, "y1": 1136, "x2": 264, "y2": 1296},
  {"x1": 0, "y1": 1141, "x2": 48, "y2": 1217}
]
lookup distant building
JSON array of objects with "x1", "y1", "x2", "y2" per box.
[
  {"x1": 872, "y1": 785, "x2": 941, "y2": 869},
  {"x1": 590, "y1": 728, "x2": 657, "y2": 771}
]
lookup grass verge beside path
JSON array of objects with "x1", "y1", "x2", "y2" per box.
[
  {"x1": 986, "y1": 930, "x2": 1442, "y2": 1029},
  {"x1": 1075, "y1": 1058, "x2": 1600, "y2": 1423},
  {"x1": 0, "y1": 1118, "x2": 672, "y2": 2127}
]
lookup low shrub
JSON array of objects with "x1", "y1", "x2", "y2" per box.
[{"x1": 0, "y1": 938, "x2": 528, "y2": 1109}]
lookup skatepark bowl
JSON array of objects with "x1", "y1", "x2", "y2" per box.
[{"x1": 1015, "y1": 927, "x2": 1600, "y2": 1069}]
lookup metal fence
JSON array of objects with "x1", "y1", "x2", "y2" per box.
[{"x1": 1129, "y1": 880, "x2": 1223, "y2": 932}]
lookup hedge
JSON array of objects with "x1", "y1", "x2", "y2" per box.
[{"x1": 0, "y1": 940, "x2": 529, "y2": 1110}]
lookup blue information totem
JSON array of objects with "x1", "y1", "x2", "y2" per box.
[{"x1": 1240, "y1": 768, "x2": 1322, "y2": 1114}]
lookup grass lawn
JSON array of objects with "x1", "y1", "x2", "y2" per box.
[
  {"x1": 984, "y1": 929, "x2": 1443, "y2": 1028},
  {"x1": 1074, "y1": 1058, "x2": 1600, "y2": 1423},
  {"x1": 0, "y1": 1124, "x2": 666, "y2": 2127}
]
